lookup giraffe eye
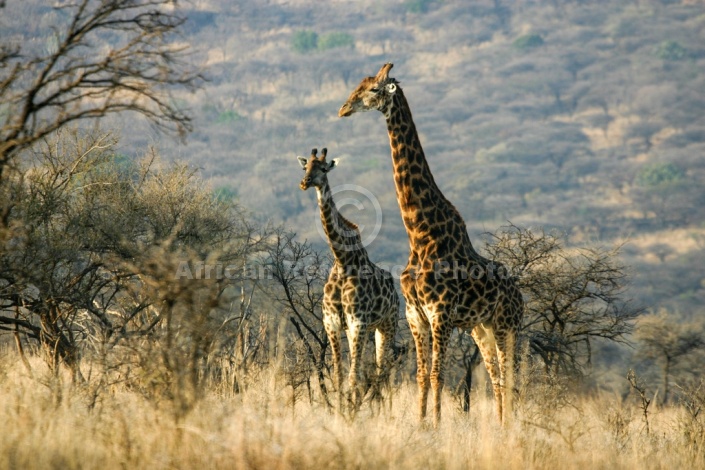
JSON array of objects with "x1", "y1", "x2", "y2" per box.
[{"x1": 370, "y1": 87, "x2": 380, "y2": 93}]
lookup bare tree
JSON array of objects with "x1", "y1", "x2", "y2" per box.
[
  {"x1": 262, "y1": 227, "x2": 332, "y2": 407},
  {"x1": 484, "y1": 224, "x2": 641, "y2": 377},
  {"x1": 0, "y1": 0, "x2": 203, "y2": 179},
  {"x1": 450, "y1": 331, "x2": 481, "y2": 413},
  {"x1": 268, "y1": 229, "x2": 331, "y2": 399},
  {"x1": 0, "y1": 128, "x2": 259, "y2": 384},
  {"x1": 636, "y1": 310, "x2": 705, "y2": 404}
]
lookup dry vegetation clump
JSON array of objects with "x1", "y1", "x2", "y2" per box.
[{"x1": 1, "y1": 350, "x2": 703, "y2": 470}]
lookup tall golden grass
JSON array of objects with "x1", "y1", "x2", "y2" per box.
[{"x1": 0, "y1": 349, "x2": 702, "y2": 470}]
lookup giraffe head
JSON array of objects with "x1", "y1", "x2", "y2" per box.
[
  {"x1": 338, "y1": 63, "x2": 398, "y2": 117},
  {"x1": 298, "y1": 147, "x2": 337, "y2": 190}
]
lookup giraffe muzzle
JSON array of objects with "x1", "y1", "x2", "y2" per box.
[
  {"x1": 338, "y1": 104, "x2": 353, "y2": 117},
  {"x1": 300, "y1": 177, "x2": 311, "y2": 190}
]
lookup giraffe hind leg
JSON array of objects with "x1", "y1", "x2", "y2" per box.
[
  {"x1": 495, "y1": 329, "x2": 516, "y2": 426},
  {"x1": 472, "y1": 324, "x2": 503, "y2": 422}
]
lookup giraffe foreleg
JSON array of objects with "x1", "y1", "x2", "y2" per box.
[
  {"x1": 347, "y1": 322, "x2": 365, "y2": 411},
  {"x1": 323, "y1": 314, "x2": 343, "y2": 412},
  {"x1": 407, "y1": 306, "x2": 430, "y2": 422},
  {"x1": 374, "y1": 316, "x2": 396, "y2": 389}
]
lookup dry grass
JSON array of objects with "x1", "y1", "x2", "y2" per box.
[{"x1": 0, "y1": 351, "x2": 702, "y2": 470}]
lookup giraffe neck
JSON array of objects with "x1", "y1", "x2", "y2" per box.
[
  {"x1": 384, "y1": 88, "x2": 477, "y2": 261},
  {"x1": 315, "y1": 180, "x2": 370, "y2": 268}
]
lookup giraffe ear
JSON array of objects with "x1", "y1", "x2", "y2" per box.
[
  {"x1": 327, "y1": 159, "x2": 338, "y2": 171},
  {"x1": 297, "y1": 156, "x2": 307, "y2": 169},
  {"x1": 385, "y1": 82, "x2": 397, "y2": 94}
]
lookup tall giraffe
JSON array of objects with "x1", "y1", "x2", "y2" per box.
[
  {"x1": 338, "y1": 64, "x2": 524, "y2": 426},
  {"x1": 298, "y1": 147, "x2": 399, "y2": 408}
]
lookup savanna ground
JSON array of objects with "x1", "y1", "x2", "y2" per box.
[{"x1": 2, "y1": 349, "x2": 703, "y2": 470}]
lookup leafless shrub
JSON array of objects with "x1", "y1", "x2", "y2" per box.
[
  {"x1": 636, "y1": 310, "x2": 705, "y2": 404},
  {"x1": 675, "y1": 379, "x2": 705, "y2": 456},
  {"x1": 627, "y1": 369, "x2": 652, "y2": 436},
  {"x1": 517, "y1": 359, "x2": 588, "y2": 451},
  {"x1": 0, "y1": 128, "x2": 270, "y2": 420},
  {"x1": 485, "y1": 224, "x2": 640, "y2": 378},
  {"x1": 281, "y1": 339, "x2": 315, "y2": 409},
  {"x1": 117, "y1": 243, "x2": 228, "y2": 421},
  {"x1": 603, "y1": 402, "x2": 633, "y2": 451},
  {"x1": 262, "y1": 228, "x2": 333, "y2": 409},
  {"x1": 449, "y1": 330, "x2": 481, "y2": 413}
]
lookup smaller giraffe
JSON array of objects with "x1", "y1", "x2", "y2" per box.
[{"x1": 298, "y1": 148, "x2": 399, "y2": 409}]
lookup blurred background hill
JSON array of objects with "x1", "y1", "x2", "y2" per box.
[
  {"x1": 11, "y1": 0, "x2": 705, "y2": 317},
  {"x1": 169, "y1": 0, "x2": 704, "y2": 320}
]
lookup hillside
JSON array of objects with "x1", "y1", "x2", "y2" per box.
[
  {"x1": 7, "y1": 0, "x2": 705, "y2": 314},
  {"x1": 136, "y1": 0, "x2": 705, "y2": 318}
]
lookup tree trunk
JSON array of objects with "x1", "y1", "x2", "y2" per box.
[{"x1": 663, "y1": 357, "x2": 671, "y2": 405}]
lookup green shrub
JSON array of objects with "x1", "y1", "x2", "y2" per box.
[
  {"x1": 405, "y1": 0, "x2": 435, "y2": 13},
  {"x1": 292, "y1": 30, "x2": 318, "y2": 54},
  {"x1": 214, "y1": 186, "x2": 238, "y2": 201},
  {"x1": 513, "y1": 34, "x2": 544, "y2": 50},
  {"x1": 318, "y1": 32, "x2": 354, "y2": 51},
  {"x1": 636, "y1": 162, "x2": 684, "y2": 187},
  {"x1": 216, "y1": 110, "x2": 243, "y2": 124},
  {"x1": 608, "y1": 17, "x2": 639, "y2": 39},
  {"x1": 654, "y1": 40, "x2": 688, "y2": 61}
]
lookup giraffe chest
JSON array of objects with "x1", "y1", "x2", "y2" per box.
[{"x1": 401, "y1": 264, "x2": 503, "y2": 327}]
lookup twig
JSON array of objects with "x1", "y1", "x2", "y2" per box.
[{"x1": 627, "y1": 369, "x2": 651, "y2": 435}]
